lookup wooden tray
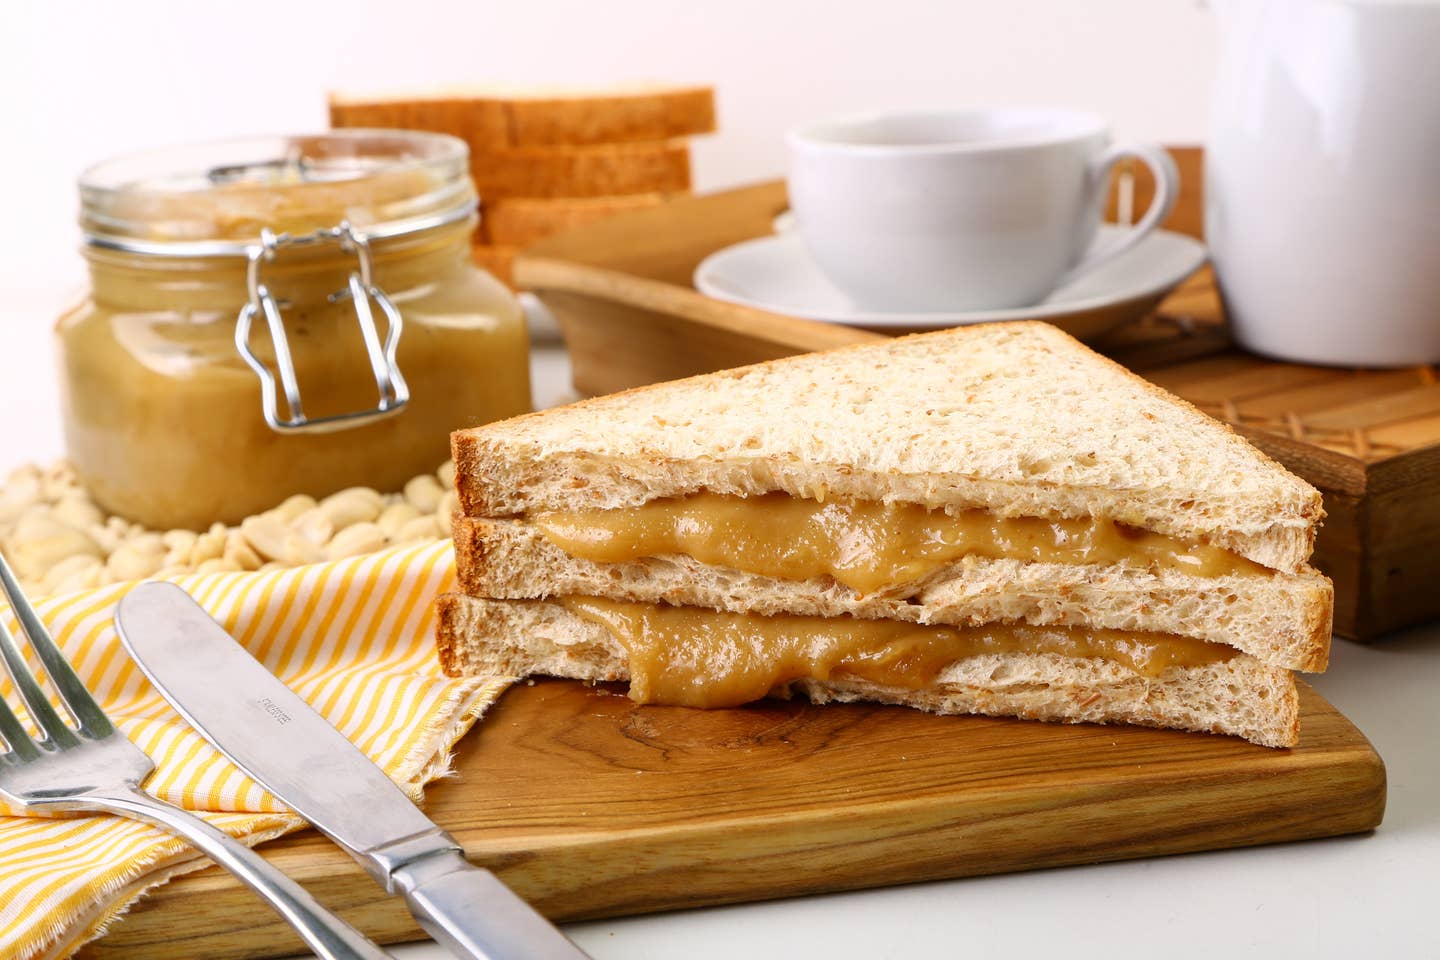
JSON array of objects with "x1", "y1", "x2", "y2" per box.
[
  {"x1": 514, "y1": 149, "x2": 1440, "y2": 641},
  {"x1": 82, "y1": 678, "x2": 1384, "y2": 959}
]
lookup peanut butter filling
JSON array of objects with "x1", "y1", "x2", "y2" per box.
[
  {"x1": 562, "y1": 597, "x2": 1239, "y2": 709},
  {"x1": 536, "y1": 493, "x2": 1261, "y2": 595}
]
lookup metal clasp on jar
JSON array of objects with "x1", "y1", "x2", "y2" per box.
[{"x1": 234, "y1": 222, "x2": 410, "y2": 433}]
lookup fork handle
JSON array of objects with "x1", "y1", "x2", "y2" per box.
[{"x1": 84, "y1": 784, "x2": 394, "y2": 960}]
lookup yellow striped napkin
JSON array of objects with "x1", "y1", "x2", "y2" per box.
[{"x1": 0, "y1": 539, "x2": 507, "y2": 960}]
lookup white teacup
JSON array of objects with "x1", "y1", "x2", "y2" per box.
[{"x1": 787, "y1": 108, "x2": 1180, "y2": 313}]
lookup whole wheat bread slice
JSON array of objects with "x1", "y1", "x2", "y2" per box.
[
  {"x1": 482, "y1": 194, "x2": 669, "y2": 246},
  {"x1": 435, "y1": 594, "x2": 1301, "y2": 748},
  {"x1": 452, "y1": 323, "x2": 1323, "y2": 572},
  {"x1": 471, "y1": 244, "x2": 517, "y2": 287},
  {"x1": 452, "y1": 515, "x2": 1332, "y2": 672},
  {"x1": 466, "y1": 139, "x2": 692, "y2": 200},
  {"x1": 328, "y1": 85, "x2": 716, "y2": 149}
]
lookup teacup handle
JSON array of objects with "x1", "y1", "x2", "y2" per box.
[{"x1": 1058, "y1": 142, "x2": 1180, "y2": 287}]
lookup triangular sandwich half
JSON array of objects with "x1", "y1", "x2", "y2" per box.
[{"x1": 438, "y1": 322, "x2": 1332, "y2": 747}]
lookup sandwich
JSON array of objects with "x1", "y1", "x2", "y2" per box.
[{"x1": 436, "y1": 322, "x2": 1332, "y2": 747}]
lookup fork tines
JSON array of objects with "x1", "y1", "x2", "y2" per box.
[{"x1": 0, "y1": 553, "x2": 113, "y2": 756}]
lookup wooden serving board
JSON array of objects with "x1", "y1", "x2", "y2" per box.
[
  {"x1": 83, "y1": 678, "x2": 1384, "y2": 960},
  {"x1": 513, "y1": 149, "x2": 1440, "y2": 640}
]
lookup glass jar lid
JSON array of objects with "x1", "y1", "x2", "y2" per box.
[{"x1": 79, "y1": 130, "x2": 477, "y2": 257}]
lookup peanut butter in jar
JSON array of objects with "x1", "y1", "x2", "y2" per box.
[{"x1": 60, "y1": 131, "x2": 531, "y2": 530}]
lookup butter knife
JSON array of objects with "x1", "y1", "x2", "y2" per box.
[{"x1": 114, "y1": 581, "x2": 590, "y2": 960}]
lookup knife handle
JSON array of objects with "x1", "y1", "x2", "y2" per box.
[{"x1": 394, "y1": 850, "x2": 591, "y2": 960}]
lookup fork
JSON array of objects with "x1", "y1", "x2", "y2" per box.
[{"x1": 0, "y1": 553, "x2": 393, "y2": 960}]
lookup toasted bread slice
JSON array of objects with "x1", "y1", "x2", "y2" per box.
[
  {"x1": 328, "y1": 85, "x2": 716, "y2": 148},
  {"x1": 482, "y1": 194, "x2": 669, "y2": 246},
  {"x1": 451, "y1": 515, "x2": 1332, "y2": 672},
  {"x1": 472, "y1": 244, "x2": 517, "y2": 287},
  {"x1": 435, "y1": 594, "x2": 1301, "y2": 748},
  {"x1": 465, "y1": 140, "x2": 691, "y2": 199},
  {"x1": 452, "y1": 322, "x2": 1324, "y2": 572}
]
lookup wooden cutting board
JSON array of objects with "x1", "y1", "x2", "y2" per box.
[{"x1": 83, "y1": 678, "x2": 1385, "y2": 959}]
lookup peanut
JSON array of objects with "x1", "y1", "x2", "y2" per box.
[
  {"x1": 92, "y1": 515, "x2": 133, "y2": 554},
  {"x1": 377, "y1": 502, "x2": 422, "y2": 537},
  {"x1": 239, "y1": 515, "x2": 289, "y2": 563},
  {"x1": 40, "y1": 463, "x2": 79, "y2": 501},
  {"x1": 162, "y1": 529, "x2": 198, "y2": 556},
  {"x1": 395, "y1": 515, "x2": 441, "y2": 543},
  {"x1": 195, "y1": 558, "x2": 243, "y2": 575},
  {"x1": 403, "y1": 475, "x2": 444, "y2": 514},
  {"x1": 326, "y1": 522, "x2": 387, "y2": 560},
  {"x1": 190, "y1": 528, "x2": 227, "y2": 566},
  {"x1": 42, "y1": 554, "x2": 103, "y2": 594},
  {"x1": 7, "y1": 514, "x2": 103, "y2": 580},
  {"x1": 52, "y1": 566, "x2": 104, "y2": 594},
  {"x1": 162, "y1": 532, "x2": 196, "y2": 567},
  {"x1": 319, "y1": 487, "x2": 383, "y2": 528},
  {"x1": 126, "y1": 532, "x2": 166, "y2": 557},
  {"x1": 0, "y1": 467, "x2": 42, "y2": 525},
  {"x1": 435, "y1": 490, "x2": 459, "y2": 537},
  {"x1": 106, "y1": 542, "x2": 165, "y2": 581},
  {"x1": 290, "y1": 508, "x2": 335, "y2": 547},
  {"x1": 1, "y1": 460, "x2": 462, "y2": 591},
  {"x1": 223, "y1": 533, "x2": 262, "y2": 571},
  {"x1": 51, "y1": 495, "x2": 103, "y2": 531},
  {"x1": 271, "y1": 494, "x2": 318, "y2": 524},
  {"x1": 282, "y1": 536, "x2": 325, "y2": 567}
]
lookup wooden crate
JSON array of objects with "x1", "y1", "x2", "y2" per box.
[
  {"x1": 1095, "y1": 291, "x2": 1440, "y2": 639},
  {"x1": 514, "y1": 149, "x2": 1440, "y2": 641}
]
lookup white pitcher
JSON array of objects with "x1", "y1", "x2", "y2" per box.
[{"x1": 1208, "y1": 0, "x2": 1440, "y2": 366}]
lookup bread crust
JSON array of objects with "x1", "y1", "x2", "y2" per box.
[
  {"x1": 471, "y1": 245, "x2": 517, "y2": 287},
  {"x1": 451, "y1": 516, "x2": 1332, "y2": 672},
  {"x1": 328, "y1": 86, "x2": 716, "y2": 149},
  {"x1": 452, "y1": 322, "x2": 1323, "y2": 572},
  {"x1": 434, "y1": 594, "x2": 1301, "y2": 748},
  {"x1": 466, "y1": 140, "x2": 691, "y2": 199},
  {"x1": 482, "y1": 194, "x2": 668, "y2": 246}
]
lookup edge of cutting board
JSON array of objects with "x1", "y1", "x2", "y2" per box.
[{"x1": 81, "y1": 679, "x2": 1386, "y2": 960}]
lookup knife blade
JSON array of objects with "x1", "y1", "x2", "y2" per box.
[{"x1": 115, "y1": 581, "x2": 590, "y2": 960}]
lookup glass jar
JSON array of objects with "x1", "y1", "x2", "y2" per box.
[{"x1": 59, "y1": 131, "x2": 531, "y2": 530}]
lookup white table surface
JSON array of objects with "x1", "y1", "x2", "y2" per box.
[{"x1": 3, "y1": 292, "x2": 1437, "y2": 960}]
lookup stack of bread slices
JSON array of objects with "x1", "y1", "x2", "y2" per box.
[
  {"x1": 328, "y1": 85, "x2": 716, "y2": 284},
  {"x1": 437, "y1": 322, "x2": 1334, "y2": 748}
]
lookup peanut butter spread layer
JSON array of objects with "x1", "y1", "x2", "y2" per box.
[
  {"x1": 536, "y1": 493, "x2": 1263, "y2": 595},
  {"x1": 561, "y1": 597, "x2": 1239, "y2": 708}
]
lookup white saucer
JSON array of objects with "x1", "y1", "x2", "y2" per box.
[{"x1": 694, "y1": 225, "x2": 1208, "y2": 339}]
